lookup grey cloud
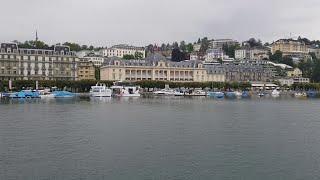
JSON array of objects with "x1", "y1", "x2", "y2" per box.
[{"x1": 0, "y1": 0, "x2": 319, "y2": 46}]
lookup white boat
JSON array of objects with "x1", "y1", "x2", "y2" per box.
[
  {"x1": 294, "y1": 92, "x2": 307, "y2": 98},
  {"x1": 271, "y1": 89, "x2": 280, "y2": 97},
  {"x1": 90, "y1": 83, "x2": 112, "y2": 97},
  {"x1": 153, "y1": 89, "x2": 175, "y2": 96},
  {"x1": 234, "y1": 91, "x2": 242, "y2": 98},
  {"x1": 111, "y1": 86, "x2": 140, "y2": 97},
  {"x1": 39, "y1": 89, "x2": 55, "y2": 98},
  {"x1": 173, "y1": 90, "x2": 185, "y2": 96},
  {"x1": 185, "y1": 89, "x2": 207, "y2": 96}
]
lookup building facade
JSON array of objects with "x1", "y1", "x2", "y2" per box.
[
  {"x1": 103, "y1": 44, "x2": 145, "y2": 58},
  {"x1": 287, "y1": 68, "x2": 303, "y2": 78},
  {"x1": 235, "y1": 47, "x2": 269, "y2": 60},
  {"x1": 82, "y1": 52, "x2": 104, "y2": 67},
  {"x1": 209, "y1": 39, "x2": 238, "y2": 49},
  {"x1": 271, "y1": 39, "x2": 308, "y2": 58},
  {"x1": 0, "y1": 43, "x2": 79, "y2": 81},
  {"x1": 77, "y1": 59, "x2": 96, "y2": 80},
  {"x1": 100, "y1": 56, "x2": 225, "y2": 82},
  {"x1": 278, "y1": 77, "x2": 310, "y2": 86},
  {"x1": 222, "y1": 61, "x2": 275, "y2": 82}
]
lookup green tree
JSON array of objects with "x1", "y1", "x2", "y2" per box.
[
  {"x1": 199, "y1": 37, "x2": 209, "y2": 54},
  {"x1": 282, "y1": 56, "x2": 294, "y2": 67},
  {"x1": 312, "y1": 59, "x2": 320, "y2": 82},
  {"x1": 134, "y1": 52, "x2": 144, "y2": 59},
  {"x1": 179, "y1": 41, "x2": 186, "y2": 52},
  {"x1": 270, "y1": 50, "x2": 283, "y2": 63},
  {"x1": 123, "y1": 54, "x2": 135, "y2": 60},
  {"x1": 63, "y1": 42, "x2": 81, "y2": 51},
  {"x1": 298, "y1": 58, "x2": 314, "y2": 78},
  {"x1": 95, "y1": 67, "x2": 100, "y2": 80},
  {"x1": 186, "y1": 43, "x2": 194, "y2": 53},
  {"x1": 222, "y1": 44, "x2": 239, "y2": 58}
]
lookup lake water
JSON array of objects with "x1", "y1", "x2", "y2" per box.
[{"x1": 1, "y1": 97, "x2": 320, "y2": 180}]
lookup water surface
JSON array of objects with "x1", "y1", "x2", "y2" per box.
[{"x1": 1, "y1": 97, "x2": 320, "y2": 179}]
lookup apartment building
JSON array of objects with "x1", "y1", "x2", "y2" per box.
[
  {"x1": 77, "y1": 59, "x2": 96, "y2": 80},
  {"x1": 102, "y1": 44, "x2": 145, "y2": 58},
  {"x1": 0, "y1": 43, "x2": 79, "y2": 80}
]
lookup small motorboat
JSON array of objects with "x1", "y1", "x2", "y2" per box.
[
  {"x1": 307, "y1": 90, "x2": 318, "y2": 98},
  {"x1": 294, "y1": 92, "x2": 307, "y2": 98},
  {"x1": 111, "y1": 86, "x2": 140, "y2": 97},
  {"x1": 241, "y1": 91, "x2": 251, "y2": 98},
  {"x1": 52, "y1": 91, "x2": 75, "y2": 98},
  {"x1": 208, "y1": 91, "x2": 224, "y2": 99},
  {"x1": 271, "y1": 89, "x2": 280, "y2": 97}
]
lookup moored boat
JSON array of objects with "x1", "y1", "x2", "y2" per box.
[
  {"x1": 111, "y1": 86, "x2": 140, "y2": 97},
  {"x1": 9, "y1": 90, "x2": 40, "y2": 98},
  {"x1": 208, "y1": 91, "x2": 224, "y2": 99},
  {"x1": 90, "y1": 83, "x2": 112, "y2": 97},
  {"x1": 271, "y1": 89, "x2": 280, "y2": 97},
  {"x1": 306, "y1": 90, "x2": 318, "y2": 98},
  {"x1": 241, "y1": 91, "x2": 251, "y2": 98},
  {"x1": 52, "y1": 91, "x2": 75, "y2": 98},
  {"x1": 153, "y1": 89, "x2": 175, "y2": 96}
]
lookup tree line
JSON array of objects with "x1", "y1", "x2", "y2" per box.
[{"x1": 12, "y1": 40, "x2": 105, "y2": 52}]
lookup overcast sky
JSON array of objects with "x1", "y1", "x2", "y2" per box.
[{"x1": 1, "y1": 0, "x2": 319, "y2": 46}]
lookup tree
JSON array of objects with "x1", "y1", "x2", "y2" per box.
[
  {"x1": 123, "y1": 54, "x2": 135, "y2": 60},
  {"x1": 312, "y1": 59, "x2": 320, "y2": 82},
  {"x1": 270, "y1": 50, "x2": 283, "y2": 63},
  {"x1": 179, "y1": 41, "x2": 186, "y2": 52},
  {"x1": 298, "y1": 58, "x2": 314, "y2": 78},
  {"x1": 247, "y1": 38, "x2": 263, "y2": 48},
  {"x1": 160, "y1": 43, "x2": 166, "y2": 51},
  {"x1": 199, "y1": 37, "x2": 209, "y2": 54},
  {"x1": 81, "y1": 45, "x2": 88, "y2": 50},
  {"x1": 186, "y1": 43, "x2": 194, "y2": 53},
  {"x1": 134, "y1": 52, "x2": 144, "y2": 59},
  {"x1": 282, "y1": 56, "x2": 294, "y2": 67},
  {"x1": 63, "y1": 42, "x2": 81, "y2": 51},
  {"x1": 171, "y1": 48, "x2": 187, "y2": 62},
  {"x1": 146, "y1": 44, "x2": 154, "y2": 53},
  {"x1": 95, "y1": 67, "x2": 100, "y2": 80},
  {"x1": 222, "y1": 44, "x2": 239, "y2": 58},
  {"x1": 172, "y1": 42, "x2": 179, "y2": 49},
  {"x1": 18, "y1": 40, "x2": 51, "y2": 49}
]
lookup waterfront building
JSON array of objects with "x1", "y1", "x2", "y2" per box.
[
  {"x1": 0, "y1": 43, "x2": 79, "y2": 81},
  {"x1": 100, "y1": 54, "x2": 225, "y2": 82},
  {"x1": 278, "y1": 77, "x2": 310, "y2": 86},
  {"x1": 235, "y1": 47, "x2": 269, "y2": 60},
  {"x1": 82, "y1": 52, "x2": 104, "y2": 67},
  {"x1": 271, "y1": 39, "x2": 308, "y2": 59},
  {"x1": 222, "y1": 60, "x2": 275, "y2": 82},
  {"x1": 77, "y1": 59, "x2": 96, "y2": 80},
  {"x1": 102, "y1": 44, "x2": 146, "y2": 58}
]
